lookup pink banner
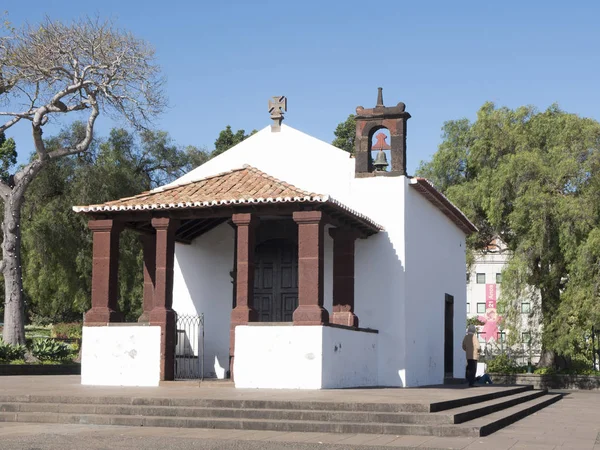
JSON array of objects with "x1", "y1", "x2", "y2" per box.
[
  {"x1": 479, "y1": 284, "x2": 500, "y2": 343},
  {"x1": 486, "y1": 284, "x2": 497, "y2": 309}
]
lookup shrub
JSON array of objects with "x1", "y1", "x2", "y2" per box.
[
  {"x1": 0, "y1": 339, "x2": 27, "y2": 362},
  {"x1": 486, "y1": 353, "x2": 519, "y2": 374},
  {"x1": 51, "y1": 323, "x2": 82, "y2": 340},
  {"x1": 31, "y1": 338, "x2": 70, "y2": 361}
]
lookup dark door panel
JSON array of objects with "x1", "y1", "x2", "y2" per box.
[{"x1": 254, "y1": 239, "x2": 298, "y2": 322}]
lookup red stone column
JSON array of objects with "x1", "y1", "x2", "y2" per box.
[
  {"x1": 229, "y1": 213, "x2": 258, "y2": 377},
  {"x1": 84, "y1": 219, "x2": 123, "y2": 325},
  {"x1": 138, "y1": 233, "x2": 156, "y2": 323},
  {"x1": 292, "y1": 211, "x2": 329, "y2": 325},
  {"x1": 329, "y1": 228, "x2": 359, "y2": 327},
  {"x1": 149, "y1": 217, "x2": 178, "y2": 381}
]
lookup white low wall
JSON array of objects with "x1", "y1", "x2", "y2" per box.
[
  {"x1": 234, "y1": 325, "x2": 378, "y2": 389},
  {"x1": 81, "y1": 326, "x2": 161, "y2": 387},
  {"x1": 321, "y1": 326, "x2": 378, "y2": 388}
]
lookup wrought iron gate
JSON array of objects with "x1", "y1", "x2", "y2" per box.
[{"x1": 174, "y1": 313, "x2": 204, "y2": 380}]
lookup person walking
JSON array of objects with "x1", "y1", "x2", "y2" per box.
[{"x1": 462, "y1": 324, "x2": 481, "y2": 387}]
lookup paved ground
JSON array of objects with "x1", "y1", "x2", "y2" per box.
[
  {"x1": 0, "y1": 375, "x2": 520, "y2": 406},
  {"x1": 0, "y1": 377, "x2": 598, "y2": 449}
]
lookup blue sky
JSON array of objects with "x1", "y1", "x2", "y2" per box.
[{"x1": 3, "y1": 1, "x2": 600, "y2": 174}]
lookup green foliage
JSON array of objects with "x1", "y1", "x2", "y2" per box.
[
  {"x1": 21, "y1": 124, "x2": 201, "y2": 322},
  {"x1": 467, "y1": 317, "x2": 484, "y2": 327},
  {"x1": 211, "y1": 126, "x2": 256, "y2": 158},
  {"x1": 486, "y1": 354, "x2": 519, "y2": 374},
  {"x1": 0, "y1": 131, "x2": 16, "y2": 183},
  {"x1": 31, "y1": 338, "x2": 70, "y2": 361},
  {"x1": 332, "y1": 114, "x2": 356, "y2": 154},
  {"x1": 416, "y1": 102, "x2": 600, "y2": 363},
  {"x1": 0, "y1": 339, "x2": 27, "y2": 361},
  {"x1": 51, "y1": 323, "x2": 82, "y2": 340}
]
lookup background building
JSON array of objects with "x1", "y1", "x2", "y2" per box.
[{"x1": 467, "y1": 238, "x2": 541, "y2": 366}]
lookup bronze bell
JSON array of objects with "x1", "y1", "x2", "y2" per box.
[{"x1": 373, "y1": 149, "x2": 389, "y2": 172}]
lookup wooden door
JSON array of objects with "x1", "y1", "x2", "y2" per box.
[{"x1": 254, "y1": 239, "x2": 298, "y2": 322}]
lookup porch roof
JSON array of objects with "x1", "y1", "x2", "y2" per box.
[{"x1": 73, "y1": 165, "x2": 382, "y2": 235}]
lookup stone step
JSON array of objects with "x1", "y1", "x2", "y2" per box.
[
  {"x1": 0, "y1": 392, "x2": 562, "y2": 437},
  {"x1": 0, "y1": 385, "x2": 531, "y2": 413},
  {"x1": 0, "y1": 389, "x2": 545, "y2": 426},
  {"x1": 463, "y1": 393, "x2": 563, "y2": 437},
  {"x1": 0, "y1": 401, "x2": 450, "y2": 425},
  {"x1": 440, "y1": 388, "x2": 548, "y2": 424},
  {"x1": 428, "y1": 384, "x2": 532, "y2": 412},
  {"x1": 0, "y1": 410, "x2": 479, "y2": 436}
]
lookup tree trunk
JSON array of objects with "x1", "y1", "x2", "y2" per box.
[{"x1": 2, "y1": 191, "x2": 26, "y2": 345}]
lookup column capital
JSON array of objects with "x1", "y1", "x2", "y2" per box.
[
  {"x1": 293, "y1": 210, "x2": 323, "y2": 224},
  {"x1": 88, "y1": 219, "x2": 123, "y2": 233},
  {"x1": 232, "y1": 213, "x2": 258, "y2": 227},
  {"x1": 151, "y1": 216, "x2": 178, "y2": 231}
]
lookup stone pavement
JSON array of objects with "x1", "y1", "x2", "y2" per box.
[{"x1": 0, "y1": 376, "x2": 598, "y2": 449}]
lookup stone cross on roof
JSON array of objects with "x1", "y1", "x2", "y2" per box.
[{"x1": 268, "y1": 96, "x2": 287, "y2": 132}]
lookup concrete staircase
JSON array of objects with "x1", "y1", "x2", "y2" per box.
[{"x1": 0, "y1": 385, "x2": 561, "y2": 437}]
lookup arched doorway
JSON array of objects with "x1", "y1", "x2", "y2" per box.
[{"x1": 253, "y1": 239, "x2": 298, "y2": 322}]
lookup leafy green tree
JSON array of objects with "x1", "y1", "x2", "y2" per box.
[
  {"x1": 332, "y1": 114, "x2": 356, "y2": 154},
  {"x1": 211, "y1": 126, "x2": 256, "y2": 158},
  {"x1": 416, "y1": 102, "x2": 600, "y2": 367},
  {"x1": 22, "y1": 125, "x2": 195, "y2": 323}
]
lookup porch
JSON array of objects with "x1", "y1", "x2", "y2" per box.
[{"x1": 74, "y1": 166, "x2": 381, "y2": 386}]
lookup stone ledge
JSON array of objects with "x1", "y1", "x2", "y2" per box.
[
  {"x1": 490, "y1": 373, "x2": 600, "y2": 390},
  {"x1": 0, "y1": 364, "x2": 81, "y2": 376}
]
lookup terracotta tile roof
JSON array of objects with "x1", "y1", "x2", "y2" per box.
[
  {"x1": 409, "y1": 177, "x2": 478, "y2": 235},
  {"x1": 73, "y1": 165, "x2": 382, "y2": 233}
]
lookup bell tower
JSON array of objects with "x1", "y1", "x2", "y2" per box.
[{"x1": 354, "y1": 88, "x2": 411, "y2": 177}]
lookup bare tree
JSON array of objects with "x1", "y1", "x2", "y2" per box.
[{"x1": 0, "y1": 17, "x2": 165, "y2": 344}]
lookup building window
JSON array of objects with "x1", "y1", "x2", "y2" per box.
[
  {"x1": 496, "y1": 273, "x2": 502, "y2": 284},
  {"x1": 497, "y1": 331, "x2": 506, "y2": 342},
  {"x1": 477, "y1": 332, "x2": 486, "y2": 343},
  {"x1": 522, "y1": 332, "x2": 531, "y2": 344},
  {"x1": 466, "y1": 273, "x2": 471, "y2": 283},
  {"x1": 466, "y1": 302, "x2": 470, "y2": 313},
  {"x1": 476, "y1": 273, "x2": 486, "y2": 284},
  {"x1": 477, "y1": 303, "x2": 486, "y2": 314},
  {"x1": 521, "y1": 302, "x2": 531, "y2": 314}
]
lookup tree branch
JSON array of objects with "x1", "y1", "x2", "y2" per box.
[{"x1": 0, "y1": 116, "x2": 22, "y2": 133}]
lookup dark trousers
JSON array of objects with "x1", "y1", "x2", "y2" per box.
[{"x1": 466, "y1": 359, "x2": 478, "y2": 386}]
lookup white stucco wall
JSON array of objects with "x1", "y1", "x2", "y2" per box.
[
  {"x1": 172, "y1": 223, "x2": 234, "y2": 378},
  {"x1": 352, "y1": 177, "x2": 407, "y2": 387},
  {"x1": 81, "y1": 326, "x2": 161, "y2": 387},
  {"x1": 403, "y1": 180, "x2": 468, "y2": 386},
  {"x1": 234, "y1": 325, "x2": 323, "y2": 389},
  {"x1": 321, "y1": 327, "x2": 378, "y2": 388},
  {"x1": 234, "y1": 325, "x2": 378, "y2": 389}
]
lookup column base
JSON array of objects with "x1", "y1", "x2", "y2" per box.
[
  {"x1": 137, "y1": 311, "x2": 150, "y2": 323},
  {"x1": 293, "y1": 305, "x2": 329, "y2": 325},
  {"x1": 149, "y1": 308, "x2": 176, "y2": 381},
  {"x1": 331, "y1": 311, "x2": 359, "y2": 328},
  {"x1": 84, "y1": 308, "x2": 122, "y2": 325}
]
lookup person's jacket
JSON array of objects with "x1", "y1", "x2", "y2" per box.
[{"x1": 462, "y1": 333, "x2": 480, "y2": 360}]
